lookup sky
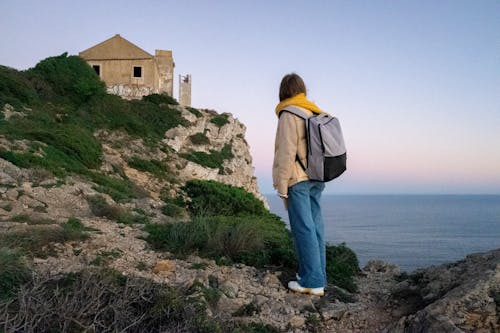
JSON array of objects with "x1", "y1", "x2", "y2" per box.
[{"x1": 1, "y1": 0, "x2": 499, "y2": 194}]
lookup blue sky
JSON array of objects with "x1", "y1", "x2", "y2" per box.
[{"x1": 1, "y1": 0, "x2": 499, "y2": 194}]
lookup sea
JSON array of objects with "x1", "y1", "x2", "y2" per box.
[{"x1": 266, "y1": 194, "x2": 500, "y2": 272}]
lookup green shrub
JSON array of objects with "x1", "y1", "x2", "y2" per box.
[
  {"x1": 142, "y1": 93, "x2": 178, "y2": 105},
  {"x1": 180, "y1": 144, "x2": 233, "y2": 174},
  {"x1": 161, "y1": 203, "x2": 184, "y2": 217},
  {"x1": 182, "y1": 180, "x2": 267, "y2": 217},
  {"x1": 76, "y1": 94, "x2": 188, "y2": 142},
  {"x1": 27, "y1": 53, "x2": 105, "y2": 105},
  {"x1": 0, "y1": 65, "x2": 39, "y2": 108},
  {"x1": 0, "y1": 247, "x2": 31, "y2": 300},
  {"x1": 87, "y1": 172, "x2": 139, "y2": 202},
  {"x1": 189, "y1": 132, "x2": 210, "y2": 145},
  {"x1": 127, "y1": 157, "x2": 170, "y2": 179},
  {"x1": 210, "y1": 114, "x2": 229, "y2": 127},
  {"x1": 188, "y1": 107, "x2": 202, "y2": 117},
  {"x1": 326, "y1": 243, "x2": 359, "y2": 292},
  {"x1": 145, "y1": 214, "x2": 295, "y2": 268}
]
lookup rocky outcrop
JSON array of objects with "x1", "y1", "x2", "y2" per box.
[
  {"x1": 388, "y1": 249, "x2": 500, "y2": 333},
  {"x1": 163, "y1": 106, "x2": 267, "y2": 207}
]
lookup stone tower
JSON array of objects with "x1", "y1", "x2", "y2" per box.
[{"x1": 179, "y1": 74, "x2": 191, "y2": 107}]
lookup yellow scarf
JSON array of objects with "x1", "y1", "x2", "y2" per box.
[{"x1": 275, "y1": 93, "x2": 322, "y2": 117}]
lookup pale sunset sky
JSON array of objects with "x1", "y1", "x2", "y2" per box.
[{"x1": 1, "y1": 0, "x2": 499, "y2": 194}]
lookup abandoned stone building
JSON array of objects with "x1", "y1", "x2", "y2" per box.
[{"x1": 79, "y1": 34, "x2": 191, "y2": 106}]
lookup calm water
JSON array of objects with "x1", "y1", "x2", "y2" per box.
[{"x1": 266, "y1": 195, "x2": 500, "y2": 272}]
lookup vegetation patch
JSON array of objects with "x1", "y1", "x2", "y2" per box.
[
  {"x1": 0, "y1": 247, "x2": 31, "y2": 300},
  {"x1": 87, "y1": 195, "x2": 147, "y2": 224},
  {"x1": 146, "y1": 214, "x2": 295, "y2": 268},
  {"x1": 0, "y1": 268, "x2": 242, "y2": 332},
  {"x1": 183, "y1": 179, "x2": 268, "y2": 217},
  {"x1": 189, "y1": 132, "x2": 210, "y2": 145},
  {"x1": 127, "y1": 156, "x2": 170, "y2": 179},
  {"x1": 11, "y1": 214, "x2": 54, "y2": 225},
  {"x1": 141, "y1": 93, "x2": 178, "y2": 106},
  {"x1": 0, "y1": 217, "x2": 90, "y2": 258},
  {"x1": 87, "y1": 172, "x2": 140, "y2": 202},
  {"x1": 326, "y1": 243, "x2": 360, "y2": 293},
  {"x1": 181, "y1": 143, "x2": 233, "y2": 174},
  {"x1": 233, "y1": 302, "x2": 261, "y2": 317},
  {"x1": 188, "y1": 107, "x2": 202, "y2": 117},
  {"x1": 210, "y1": 113, "x2": 229, "y2": 127},
  {"x1": 90, "y1": 249, "x2": 123, "y2": 266}
]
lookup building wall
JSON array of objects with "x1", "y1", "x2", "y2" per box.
[
  {"x1": 155, "y1": 50, "x2": 174, "y2": 97},
  {"x1": 80, "y1": 36, "x2": 174, "y2": 99}
]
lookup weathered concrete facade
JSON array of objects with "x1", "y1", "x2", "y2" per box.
[
  {"x1": 79, "y1": 34, "x2": 174, "y2": 99},
  {"x1": 179, "y1": 74, "x2": 191, "y2": 107}
]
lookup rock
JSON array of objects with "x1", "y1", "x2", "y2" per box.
[
  {"x1": 363, "y1": 260, "x2": 400, "y2": 275},
  {"x1": 288, "y1": 315, "x2": 306, "y2": 328},
  {"x1": 152, "y1": 260, "x2": 176, "y2": 274},
  {"x1": 0, "y1": 172, "x2": 17, "y2": 187},
  {"x1": 386, "y1": 249, "x2": 500, "y2": 333},
  {"x1": 5, "y1": 188, "x2": 18, "y2": 201},
  {"x1": 220, "y1": 280, "x2": 239, "y2": 298}
]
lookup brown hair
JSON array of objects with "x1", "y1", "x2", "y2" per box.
[{"x1": 279, "y1": 73, "x2": 307, "y2": 101}]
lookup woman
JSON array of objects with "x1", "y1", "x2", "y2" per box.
[{"x1": 273, "y1": 73, "x2": 326, "y2": 296}]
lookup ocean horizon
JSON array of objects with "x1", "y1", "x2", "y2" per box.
[{"x1": 266, "y1": 194, "x2": 500, "y2": 272}]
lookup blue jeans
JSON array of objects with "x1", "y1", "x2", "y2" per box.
[{"x1": 287, "y1": 180, "x2": 326, "y2": 288}]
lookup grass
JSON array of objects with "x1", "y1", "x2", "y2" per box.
[
  {"x1": 87, "y1": 171, "x2": 141, "y2": 202},
  {"x1": 127, "y1": 156, "x2": 170, "y2": 179},
  {"x1": 0, "y1": 247, "x2": 31, "y2": 300},
  {"x1": 87, "y1": 195, "x2": 148, "y2": 224},
  {"x1": 180, "y1": 143, "x2": 233, "y2": 174},
  {"x1": 145, "y1": 214, "x2": 295, "y2": 269},
  {"x1": 0, "y1": 217, "x2": 90, "y2": 258}
]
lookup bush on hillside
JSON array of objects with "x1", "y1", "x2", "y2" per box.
[
  {"x1": 182, "y1": 179, "x2": 268, "y2": 217},
  {"x1": 326, "y1": 243, "x2": 360, "y2": 293},
  {"x1": 146, "y1": 214, "x2": 296, "y2": 268},
  {"x1": 142, "y1": 93, "x2": 178, "y2": 105},
  {"x1": 180, "y1": 144, "x2": 234, "y2": 174},
  {"x1": 75, "y1": 94, "x2": 187, "y2": 142},
  {"x1": 210, "y1": 113, "x2": 229, "y2": 127},
  {"x1": 27, "y1": 53, "x2": 105, "y2": 105},
  {"x1": 0, "y1": 247, "x2": 31, "y2": 300},
  {"x1": 0, "y1": 65, "x2": 39, "y2": 108}
]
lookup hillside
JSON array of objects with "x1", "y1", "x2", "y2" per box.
[{"x1": 1, "y1": 54, "x2": 498, "y2": 332}]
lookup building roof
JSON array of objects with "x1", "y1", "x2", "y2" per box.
[{"x1": 79, "y1": 34, "x2": 154, "y2": 60}]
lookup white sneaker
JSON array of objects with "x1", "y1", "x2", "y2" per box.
[{"x1": 288, "y1": 281, "x2": 324, "y2": 296}]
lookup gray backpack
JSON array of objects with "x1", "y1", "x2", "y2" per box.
[{"x1": 282, "y1": 106, "x2": 347, "y2": 182}]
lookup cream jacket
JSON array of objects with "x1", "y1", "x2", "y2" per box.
[{"x1": 272, "y1": 106, "x2": 312, "y2": 196}]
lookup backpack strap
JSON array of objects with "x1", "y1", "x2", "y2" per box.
[
  {"x1": 279, "y1": 106, "x2": 312, "y2": 120},
  {"x1": 279, "y1": 106, "x2": 311, "y2": 172}
]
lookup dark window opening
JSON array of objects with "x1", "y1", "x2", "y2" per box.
[
  {"x1": 93, "y1": 65, "x2": 100, "y2": 76},
  {"x1": 133, "y1": 66, "x2": 142, "y2": 78}
]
